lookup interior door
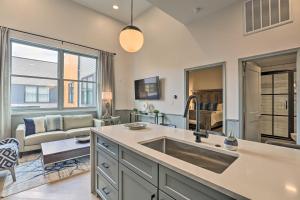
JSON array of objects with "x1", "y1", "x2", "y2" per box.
[{"x1": 244, "y1": 62, "x2": 261, "y2": 141}]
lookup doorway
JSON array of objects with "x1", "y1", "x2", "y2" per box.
[
  {"x1": 240, "y1": 51, "x2": 298, "y2": 144},
  {"x1": 184, "y1": 62, "x2": 226, "y2": 134}
]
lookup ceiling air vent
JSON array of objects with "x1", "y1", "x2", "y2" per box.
[{"x1": 244, "y1": 0, "x2": 292, "y2": 34}]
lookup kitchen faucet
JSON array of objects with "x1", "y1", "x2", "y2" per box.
[{"x1": 184, "y1": 95, "x2": 209, "y2": 143}]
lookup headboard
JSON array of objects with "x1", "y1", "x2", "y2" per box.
[{"x1": 191, "y1": 89, "x2": 223, "y2": 104}]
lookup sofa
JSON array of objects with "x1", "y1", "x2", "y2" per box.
[{"x1": 16, "y1": 114, "x2": 104, "y2": 153}]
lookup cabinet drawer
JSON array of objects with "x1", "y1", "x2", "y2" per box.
[
  {"x1": 97, "y1": 135, "x2": 119, "y2": 159},
  {"x1": 159, "y1": 191, "x2": 175, "y2": 200},
  {"x1": 96, "y1": 148, "x2": 119, "y2": 189},
  {"x1": 119, "y1": 147, "x2": 158, "y2": 186},
  {"x1": 159, "y1": 165, "x2": 235, "y2": 200},
  {"x1": 119, "y1": 164, "x2": 157, "y2": 200},
  {"x1": 96, "y1": 172, "x2": 118, "y2": 200}
]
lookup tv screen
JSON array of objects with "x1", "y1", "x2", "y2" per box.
[{"x1": 135, "y1": 77, "x2": 160, "y2": 100}]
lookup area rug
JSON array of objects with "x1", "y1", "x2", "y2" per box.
[{"x1": 0, "y1": 153, "x2": 90, "y2": 197}]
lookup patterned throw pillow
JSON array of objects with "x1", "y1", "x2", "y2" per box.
[
  {"x1": 23, "y1": 117, "x2": 46, "y2": 136},
  {"x1": 45, "y1": 115, "x2": 63, "y2": 132}
]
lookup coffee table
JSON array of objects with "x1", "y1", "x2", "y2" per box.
[{"x1": 41, "y1": 138, "x2": 90, "y2": 171}]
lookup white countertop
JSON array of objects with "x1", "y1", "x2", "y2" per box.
[{"x1": 91, "y1": 123, "x2": 300, "y2": 200}]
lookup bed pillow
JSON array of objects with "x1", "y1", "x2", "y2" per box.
[
  {"x1": 202, "y1": 103, "x2": 210, "y2": 110},
  {"x1": 45, "y1": 115, "x2": 63, "y2": 132},
  {"x1": 217, "y1": 103, "x2": 223, "y2": 111},
  {"x1": 210, "y1": 103, "x2": 218, "y2": 111},
  {"x1": 24, "y1": 117, "x2": 46, "y2": 136}
]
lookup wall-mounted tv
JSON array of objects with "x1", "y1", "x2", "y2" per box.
[{"x1": 135, "y1": 76, "x2": 160, "y2": 100}]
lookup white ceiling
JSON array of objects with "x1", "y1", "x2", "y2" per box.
[
  {"x1": 72, "y1": 0, "x2": 152, "y2": 24},
  {"x1": 147, "y1": 0, "x2": 239, "y2": 24},
  {"x1": 72, "y1": 0, "x2": 240, "y2": 24}
]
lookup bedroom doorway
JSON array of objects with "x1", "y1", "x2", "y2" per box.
[
  {"x1": 240, "y1": 50, "x2": 299, "y2": 144},
  {"x1": 184, "y1": 62, "x2": 226, "y2": 134}
]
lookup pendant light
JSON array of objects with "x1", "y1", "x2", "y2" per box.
[{"x1": 119, "y1": 0, "x2": 144, "y2": 53}]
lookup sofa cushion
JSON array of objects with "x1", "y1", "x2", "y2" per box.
[
  {"x1": 63, "y1": 115, "x2": 93, "y2": 131},
  {"x1": 45, "y1": 115, "x2": 63, "y2": 132},
  {"x1": 65, "y1": 127, "x2": 92, "y2": 138},
  {"x1": 25, "y1": 131, "x2": 66, "y2": 146}
]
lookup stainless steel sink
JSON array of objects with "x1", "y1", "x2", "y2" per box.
[{"x1": 141, "y1": 138, "x2": 238, "y2": 174}]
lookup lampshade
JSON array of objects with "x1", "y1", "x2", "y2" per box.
[
  {"x1": 119, "y1": 25, "x2": 144, "y2": 53},
  {"x1": 102, "y1": 92, "x2": 112, "y2": 100}
]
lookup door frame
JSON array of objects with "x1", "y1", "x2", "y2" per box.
[
  {"x1": 238, "y1": 48, "x2": 300, "y2": 141},
  {"x1": 184, "y1": 62, "x2": 227, "y2": 133}
]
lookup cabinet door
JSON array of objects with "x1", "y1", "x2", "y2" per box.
[
  {"x1": 119, "y1": 164, "x2": 157, "y2": 200},
  {"x1": 159, "y1": 191, "x2": 175, "y2": 200}
]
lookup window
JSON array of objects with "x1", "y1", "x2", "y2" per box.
[
  {"x1": 38, "y1": 87, "x2": 50, "y2": 103},
  {"x1": 64, "y1": 53, "x2": 97, "y2": 108},
  {"x1": 11, "y1": 41, "x2": 98, "y2": 110},
  {"x1": 11, "y1": 42, "x2": 58, "y2": 109},
  {"x1": 244, "y1": 0, "x2": 291, "y2": 34},
  {"x1": 25, "y1": 86, "x2": 37, "y2": 103}
]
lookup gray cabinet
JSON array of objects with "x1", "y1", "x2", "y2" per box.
[
  {"x1": 159, "y1": 165, "x2": 234, "y2": 200},
  {"x1": 119, "y1": 146, "x2": 158, "y2": 186},
  {"x1": 159, "y1": 191, "x2": 175, "y2": 200},
  {"x1": 96, "y1": 171, "x2": 118, "y2": 200},
  {"x1": 119, "y1": 164, "x2": 157, "y2": 200},
  {"x1": 96, "y1": 147, "x2": 119, "y2": 189},
  {"x1": 97, "y1": 135, "x2": 119, "y2": 159}
]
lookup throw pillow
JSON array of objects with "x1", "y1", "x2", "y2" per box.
[
  {"x1": 24, "y1": 118, "x2": 35, "y2": 136},
  {"x1": 33, "y1": 117, "x2": 46, "y2": 133},
  {"x1": 45, "y1": 115, "x2": 63, "y2": 132}
]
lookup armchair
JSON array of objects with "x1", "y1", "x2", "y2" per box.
[{"x1": 0, "y1": 138, "x2": 19, "y2": 182}]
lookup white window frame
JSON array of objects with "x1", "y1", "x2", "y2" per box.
[
  {"x1": 10, "y1": 39, "x2": 98, "y2": 112},
  {"x1": 243, "y1": 0, "x2": 293, "y2": 35}
]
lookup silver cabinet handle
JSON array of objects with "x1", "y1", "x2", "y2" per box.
[
  {"x1": 102, "y1": 187, "x2": 110, "y2": 195},
  {"x1": 151, "y1": 194, "x2": 156, "y2": 200},
  {"x1": 101, "y1": 162, "x2": 110, "y2": 169},
  {"x1": 102, "y1": 142, "x2": 109, "y2": 148}
]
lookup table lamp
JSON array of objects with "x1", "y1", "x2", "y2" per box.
[{"x1": 102, "y1": 91, "x2": 112, "y2": 119}]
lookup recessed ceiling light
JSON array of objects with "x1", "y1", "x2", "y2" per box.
[{"x1": 113, "y1": 5, "x2": 119, "y2": 10}]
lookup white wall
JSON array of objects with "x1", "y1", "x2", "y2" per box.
[
  {"x1": 132, "y1": 0, "x2": 300, "y2": 119},
  {"x1": 189, "y1": 67, "x2": 223, "y2": 95},
  {"x1": 0, "y1": 0, "x2": 134, "y2": 110}
]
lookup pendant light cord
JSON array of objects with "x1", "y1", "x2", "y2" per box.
[{"x1": 131, "y1": 0, "x2": 133, "y2": 25}]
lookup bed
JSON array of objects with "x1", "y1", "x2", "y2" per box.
[{"x1": 188, "y1": 89, "x2": 223, "y2": 131}]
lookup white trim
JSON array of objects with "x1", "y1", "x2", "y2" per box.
[
  {"x1": 184, "y1": 62, "x2": 227, "y2": 134},
  {"x1": 297, "y1": 49, "x2": 300, "y2": 144}
]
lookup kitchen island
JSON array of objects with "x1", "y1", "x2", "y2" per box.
[{"x1": 90, "y1": 123, "x2": 300, "y2": 200}]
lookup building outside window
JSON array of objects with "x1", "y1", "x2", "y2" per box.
[
  {"x1": 64, "y1": 53, "x2": 97, "y2": 108},
  {"x1": 68, "y1": 82, "x2": 74, "y2": 103}
]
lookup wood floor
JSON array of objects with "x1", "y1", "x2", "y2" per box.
[{"x1": 2, "y1": 173, "x2": 99, "y2": 200}]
